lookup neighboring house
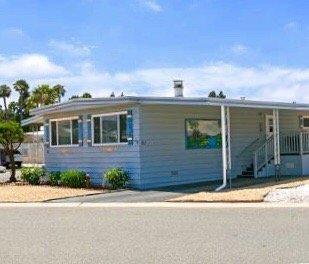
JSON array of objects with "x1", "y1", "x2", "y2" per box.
[
  {"x1": 22, "y1": 81, "x2": 309, "y2": 189},
  {"x1": 19, "y1": 131, "x2": 44, "y2": 164}
]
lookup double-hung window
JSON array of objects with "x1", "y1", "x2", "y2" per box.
[
  {"x1": 92, "y1": 112, "x2": 127, "y2": 145},
  {"x1": 50, "y1": 117, "x2": 79, "y2": 146}
]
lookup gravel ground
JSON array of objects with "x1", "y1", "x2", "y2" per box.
[
  {"x1": 0, "y1": 170, "x2": 106, "y2": 202},
  {"x1": 0, "y1": 183, "x2": 106, "y2": 202},
  {"x1": 264, "y1": 184, "x2": 309, "y2": 203},
  {"x1": 170, "y1": 177, "x2": 309, "y2": 202}
]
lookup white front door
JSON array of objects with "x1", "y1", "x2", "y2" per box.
[{"x1": 265, "y1": 115, "x2": 274, "y2": 138}]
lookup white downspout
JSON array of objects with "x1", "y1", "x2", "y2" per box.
[
  {"x1": 226, "y1": 107, "x2": 232, "y2": 187},
  {"x1": 216, "y1": 105, "x2": 227, "y2": 191}
]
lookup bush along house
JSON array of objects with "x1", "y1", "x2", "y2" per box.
[{"x1": 22, "y1": 81, "x2": 309, "y2": 190}]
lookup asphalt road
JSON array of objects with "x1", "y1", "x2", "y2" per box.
[{"x1": 0, "y1": 205, "x2": 308, "y2": 264}]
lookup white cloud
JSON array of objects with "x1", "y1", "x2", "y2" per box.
[
  {"x1": 1, "y1": 54, "x2": 309, "y2": 104},
  {"x1": 48, "y1": 40, "x2": 94, "y2": 57},
  {"x1": 284, "y1": 21, "x2": 299, "y2": 32},
  {"x1": 44, "y1": 61, "x2": 309, "y2": 103},
  {"x1": 140, "y1": 0, "x2": 163, "y2": 12},
  {"x1": 0, "y1": 54, "x2": 67, "y2": 79},
  {"x1": 231, "y1": 44, "x2": 248, "y2": 55}
]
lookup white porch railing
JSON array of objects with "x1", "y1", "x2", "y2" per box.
[
  {"x1": 253, "y1": 136, "x2": 274, "y2": 177},
  {"x1": 302, "y1": 132, "x2": 309, "y2": 153},
  {"x1": 280, "y1": 132, "x2": 300, "y2": 154},
  {"x1": 251, "y1": 131, "x2": 309, "y2": 177}
]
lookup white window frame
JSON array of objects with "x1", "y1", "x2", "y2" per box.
[
  {"x1": 49, "y1": 116, "x2": 79, "y2": 147},
  {"x1": 91, "y1": 111, "x2": 128, "y2": 146},
  {"x1": 302, "y1": 116, "x2": 309, "y2": 129}
]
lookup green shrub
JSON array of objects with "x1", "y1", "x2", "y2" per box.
[
  {"x1": 60, "y1": 170, "x2": 87, "y2": 188},
  {"x1": 48, "y1": 171, "x2": 61, "y2": 186},
  {"x1": 104, "y1": 168, "x2": 129, "y2": 189},
  {"x1": 21, "y1": 167, "x2": 45, "y2": 185}
]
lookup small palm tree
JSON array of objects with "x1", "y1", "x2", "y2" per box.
[
  {"x1": 13, "y1": 80, "x2": 30, "y2": 120},
  {"x1": 0, "y1": 84, "x2": 12, "y2": 120},
  {"x1": 53, "y1": 84, "x2": 66, "y2": 103}
]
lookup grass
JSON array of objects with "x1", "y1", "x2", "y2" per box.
[
  {"x1": 169, "y1": 177, "x2": 309, "y2": 203},
  {"x1": 0, "y1": 182, "x2": 106, "y2": 202}
]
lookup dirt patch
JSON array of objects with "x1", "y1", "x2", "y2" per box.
[
  {"x1": 0, "y1": 183, "x2": 106, "y2": 202},
  {"x1": 169, "y1": 177, "x2": 309, "y2": 203}
]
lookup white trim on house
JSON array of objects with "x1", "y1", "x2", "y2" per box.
[
  {"x1": 22, "y1": 96, "x2": 309, "y2": 127},
  {"x1": 91, "y1": 111, "x2": 128, "y2": 147},
  {"x1": 49, "y1": 116, "x2": 79, "y2": 148},
  {"x1": 28, "y1": 96, "x2": 309, "y2": 117}
]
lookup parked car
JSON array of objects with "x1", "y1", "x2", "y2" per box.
[{"x1": 0, "y1": 149, "x2": 23, "y2": 169}]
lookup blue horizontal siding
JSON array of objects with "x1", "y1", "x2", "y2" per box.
[
  {"x1": 44, "y1": 106, "x2": 141, "y2": 188},
  {"x1": 43, "y1": 104, "x2": 309, "y2": 190}
]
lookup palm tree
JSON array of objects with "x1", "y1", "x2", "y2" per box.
[
  {"x1": 31, "y1": 84, "x2": 58, "y2": 107},
  {"x1": 53, "y1": 84, "x2": 66, "y2": 103},
  {"x1": 0, "y1": 84, "x2": 12, "y2": 120},
  {"x1": 13, "y1": 80, "x2": 30, "y2": 120}
]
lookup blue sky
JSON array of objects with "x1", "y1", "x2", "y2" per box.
[{"x1": 0, "y1": 0, "x2": 309, "y2": 102}]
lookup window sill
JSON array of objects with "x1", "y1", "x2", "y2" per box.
[
  {"x1": 92, "y1": 142, "x2": 128, "y2": 147},
  {"x1": 50, "y1": 144, "x2": 80, "y2": 148}
]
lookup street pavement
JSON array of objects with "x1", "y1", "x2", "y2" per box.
[{"x1": 0, "y1": 205, "x2": 308, "y2": 263}]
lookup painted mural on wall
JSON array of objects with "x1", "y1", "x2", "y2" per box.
[{"x1": 185, "y1": 119, "x2": 222, "y2": 149}]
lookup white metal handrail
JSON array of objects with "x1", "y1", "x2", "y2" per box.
[
  {"x1": 253, "y1": 135, "x2": 274, "y2": 176},
  {"x1": 252, "y1": 131, "x2": 309, "y2": 177},
  {"x1": 237, "y1": 137, "x2": 265, "y2": 159}
]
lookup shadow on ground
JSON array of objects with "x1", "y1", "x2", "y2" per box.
[{"x1": 49, "y1": 175, "x2": 306, "y2": 203}]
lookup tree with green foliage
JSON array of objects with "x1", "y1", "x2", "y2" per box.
[
  {"x1": 0, "y1": 84, "x2": 12, "y2": 120},
  {"x1": 208, "y1": 91, "x2": 217, "y2": 98},
  {"x1": 81, "y1": 92, "x2": 92, "y2": 98},
  {"x1": 29, "y1": 84, "x2": 58, "y2": 107},
  {"x1": 53, "y1": 84, "x2": 66, "y2": 103},
  {"x1": 0, "y1": 121, "x2": 24, "y2": 182},
  {"x1": 69, "y1": 92, "x2": 92, "y2": 100},
  {"x1": 13, "y1": 80, "x2": 30, "y2": 121},
  {"x1": 218, "y1": 91, "x2": 226, "y2": 98},
  {"x1": 69, "y1": 95, "x2": 80, "y2": 100},
  {"x1": 208, "y1": 90, "x2": 226, "y2": 99}
]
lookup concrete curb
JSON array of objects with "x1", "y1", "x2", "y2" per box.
[{"x1": 0, "y1": 202, "x2": 308, "y2": 208}]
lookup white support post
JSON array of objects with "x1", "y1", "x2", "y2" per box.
[
  {"x1": 273, "y1": 109, "x2": 280, "y2": 179},
  {"x1": 216, "y1": 105, "x2": 227, "y2": 191},
  {"x1": 273, "y1": 109, "x2": 280, "y2": 165}
]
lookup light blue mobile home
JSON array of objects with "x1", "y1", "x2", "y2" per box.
[{"x1": 22, "y1": 83, "x2": 309, "y2": 189}]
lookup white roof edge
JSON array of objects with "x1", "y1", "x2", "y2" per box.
[
  {"x1": 21, "y1": 115, "x2": 43, "y2": 126},
  {"x1": 29, "y1": 96, "x2": 309, "y2": 117}
]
